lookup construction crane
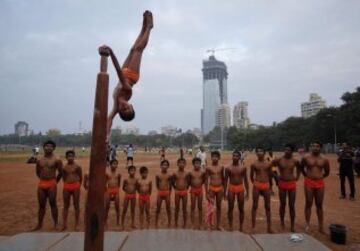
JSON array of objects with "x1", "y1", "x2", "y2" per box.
[{"x1": 206, "y1": 47, "x2": 236, "y2": 56}]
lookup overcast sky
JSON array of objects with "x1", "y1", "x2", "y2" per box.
[{"x1": 0, "y1": 0, "x2": 359, "y2": 135}]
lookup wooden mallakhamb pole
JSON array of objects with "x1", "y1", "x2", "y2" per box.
[{"x1": 84, "y1": 48, "x2": 110, "y2": 251}]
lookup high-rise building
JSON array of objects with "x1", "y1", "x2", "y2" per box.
[
  {"x1": 14, "y1": 121, "x2": 29, "y2": 136},
  {"x1": 201, "y1": 55, "x2": 228, "y2": 134},
  {"x1": 216, "y1": 104, "x2": 231, "y2": 129},
  {"x1": 233, "y1": 102, "x2": 250, "y2": 129},
  {"x1": 301, "y1": 93, "x2": 327, "y2": 118}
]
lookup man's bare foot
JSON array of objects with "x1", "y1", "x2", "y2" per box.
[
  {"x1": 291, "y1": 227, "x2": 295, "y2": 233},
  {"x1": 131, "y1": 224, "x2": 137, "y2": 229},
  {"x1": 174, "y1": 223, "x2": 178, "y2": 228},
  {"x1": 31, "y1": 225, "x2": 42, "y2": 231},
  {"x1": 281, "y1": 222, "x2": 285, "y2": 230},
  {"x1": 229, "y1": 225, "x2": 233, "y2": 231},
  {"x1": 74, "y1": 225, "x2": 79, "y2": 231},
  {"x1": 305, "y1": 224, "x2": 310, "y2": 232},
  {"x1": 267, "y1": 228, "x2": 274, "y2": 234},
  {"x1": 61, "y1": 225, "x2": 67, "y2": 232},
  {"x1": 319, "y1": 226, "x2": 325, "y2": 234},
  {"x1": 144, "y1": 10, "x2": 153, "y2": 29},
  {"x1": 239, "y1": 226, "x2": 243, "y2": 232},
  {"x1": 216, "y1": 226, "x2": 224, "y2": 231}
]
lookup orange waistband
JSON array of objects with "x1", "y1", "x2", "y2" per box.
[
  {"x1": 125, "y1": 193, "x2": 137, "y2": 200},
  {"x1": 209, "y1": 185, "x2": 223, "y2": 193},
  {"x1": 63, "y1": 181, "x2": 81, "y2": 191},
  {"x1": 190, "y1": 186, "x2": 203, "y2": 195},
  {"x1": 254, "y1": 180, "x2": 270, "y2": 191},
  {"x1": 158, "y1": 190, "x2": 170, "y2": 197},
  {"x1": 304, "y1": 177, "x2": 324, "y2": 189},
  {"x1": 228, "y1": 183, "x2": 245, "y2": 193},
  {"x1": 38, "y1": 179, "x2": 57, "y2": 189},
  {"x1": 107, "y1": 187, "x2": 119, "y2": 195},
  {"x1": 175, "y1": 189, "x2": 188, "y2": 196},
  {"x1": 123, "y1": 67, "x2": 139, "y2": 83},
  {"x1": 278, "y1": 180, "x2": 296, "y2": 190},
  {"x1": 139, "y1": 194, "x2": 150, "y2": 202}
]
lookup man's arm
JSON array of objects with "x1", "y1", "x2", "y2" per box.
[
  {"x1": 223, "y1": 167, "x2": 227, "y2": 199},
  {"x1": 156, "y1": 175, "x2": 159, "y2": 190},
  {"x1": 295, "y1": 160, "x2": 301, "y2": 181},
  {"x1": 250, "y1": 164, "x2": 255, "y2": 183},
  {"x1": 300, "y1": 157, "x2": 307, "y2": 177},
  {"x1": 56, "y1": 159, "x2": 63, "y2": 183},
  {"x1": 244, "y1": 167, "x2": 249, "y2": 200},
  {"x1": 36, "y1": 160, "x2": 41, "y2": 178},
  {"x1": 149, "y1": 181, "x2": 152, "y2": 195},
  {"x1": 77, "y1": 166, "x2": 83, "y2": 185},
  {"x1": 100, "y1": 46, "x2": 126, "y2": 84}
]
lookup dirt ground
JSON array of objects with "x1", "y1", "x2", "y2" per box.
[{"x1": 0, "y1": 151, "x2": 359, "y2": 250}]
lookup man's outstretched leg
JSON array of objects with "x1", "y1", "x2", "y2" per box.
[{"x1": 122, "y1": 10, "x2": 153, "y2": 83}]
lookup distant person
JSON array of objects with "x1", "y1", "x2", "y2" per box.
[
  {"x1": 301, "y1": 141, "x2": 330, "y2": 233},
  {"x1": 354, "y1": 147, "x2": 360, "y2": 178},
  {"x1": 105, "y1": 159, "x2": 121, "y2": 226},
  {"x1": 137, "y1": 166, "x2": 152, "y2": 229},
  {"x1": 110, "y1": 144, "x2": 117, "y2": 162},
  {"x1": 250, "y1": 146, "x2": 273, "y2": 233},
  {"x1": 126, "y1": 144, "x2": 134, "y2": 166},
  {"x1": 121, "y1": 165, "x2": 137, "y2": 229},
  {"x1": 196, "y1": 146, "x2": 207, "y2": 171},
  {"x1": 35, "y1": 146, "x2": 40, "y2": 155},
  {"x1": 272, "y1": 144, "x2": 301, "y2": 232},
  {"x1": 159, "y1": 147, "x2": 166, "y2": 162},
  {"x1": 82, "y1": 147, "x2": 85, "y2": 153},
  {"x1": 61, "y1": 150, "x2": 82, "y2": 231},
  {"x1": 225, "y1": 150, "x2": 249, "y2": 232},
  {"x1": 155, "y1": 159, "x2": 172, "y2": 228},
  {"x1": 173, "y1": 158, "x2": 189, "y2": 228},
  {"x1": 188, "y1": 148, "x2": 193, "y2": 156},
  {"x1": 338, "y1": 143, "x2": 355, "y2": 200},
  {"x1": 32, "y1": 140, "x2": 63, "y2": 231}
]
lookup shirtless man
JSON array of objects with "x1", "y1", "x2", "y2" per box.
[
  {"x1": 61, "y1": 150, "x2": 82, "y2": 231},
  {"x1": 155, "y1": 159, "x2": 172, "y2": 228},
  {"x1": 300, "y1": 141, "x2": 330, "y2": 233},
  {"x1": 189, "y1": 157, "x2": 206, "y2": 229},
  {"x1": 159, "y1": 147, "x2": 166, "y2": 162},
  {"x1": 272, "y1": 144, "x2": 301, "y2": 232},
  {"x1": 137, "y1": 166, "x2": 152, "y2": 229},
  {"x1": 173, "y1": 158, "x2": 190, "y2": 228},
  {"x1": 33, "y1": 140, "x2": 63, "y2": 231},
  {"x1": 225, "y1": 150, "x2": 249, "y2": 231},
  {"x1": 250, "y1": 146, "x2": 273, "y2": 233},
  {"x1": 205, "y1": 151, "x2": 226, "y2": 230},
  {"x1": 105, "y1": 10, "x2": 153, "y2": 140},
  {"x1": 104, "y1": 159, "x2": 121, "y2": 226},
  {"x1": 121, "y1": 165, "x2": 137, "y2": 229}
]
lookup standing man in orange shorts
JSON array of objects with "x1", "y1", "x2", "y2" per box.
[
  {"x1": 104, "y1": 159, "x2": 122, "y2": 226},
  {"x1": 121, "y1": 165, "x2": 137, "y2": 229},
  {"x1": 189, "y1": 157, "x2": 206, "y2": 229},
  {"x1": 103, "y1": 10, "x2": 154, "y2": 141},
  {"x1": 205, "y1": 151, "x2": 226, "y2": 230},
  {"x1": 250, "y1": 146, "x2": 273, "y2": 233},
  {"x1": 155, "y1": 159, "x2": 172, "y2": 228},
  {"x1": 173, "y1": 158, "x2": 190, "y2": 228},
  {"x1": 61, "y1": 150, "x2": 83, "y2": 231},
  {"x1": 301, "y1": 141, "x2": 330, "y2": 233},
  {"x1": 225, "y1": 150, "x2": 249, "y2": 231},
  {"x1": 137, "y1": 166, "x2": 152, "y2": 229},
  {"x1": 32, "y1": 140, "x2": 63, "y2": 231},
  {"x1": 272, "y1": 144, "x2": 301, "y2": 232}
]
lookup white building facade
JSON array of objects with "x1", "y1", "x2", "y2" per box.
[{"x1": 301, "y1": 93, "x2": 327, "y2": 118}]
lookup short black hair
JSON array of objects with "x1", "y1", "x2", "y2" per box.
[
  {"x1": 140, "y1": 166, "x2": 148, "y2": 173},
  {"x1": 128, "y1": 165, "x2": 136, "y2": 171},
  {"x1": 177, "y1": 158, "x2": 186, "y2": 163},
  {"x1": 43, "y1": 140, "x2": 56, "y2": 149},
  {"x1": 192, "y1": 157, "x2": 201, "y2": 164},
  {"x1": 255, "y1": 146, "x2": 265, "y2": 153},
  {"x1": 233, "y1": 150, "x2": 241, "y2": 156},
  {"x1": 312, "y1": 141, "x2": 323, "y2": 148},
  {"x1": 65, "y1": 150, "x2": 75, "y2": 157},
  {"x1": 110, "y1": 159, "x2": 118, "y2": 165},
  {"x1": 211, "y1": 150, "x2": 220, "y2": 157},
  {"x1": 119, "y1": 109, "x2": 135, "y2": 121},
  {"x1": 284, "y1": 143, "x2": 296, "y2": 152}
]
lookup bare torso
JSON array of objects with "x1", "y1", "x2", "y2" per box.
[
  {"x1": 302, "y1": 154, "x2": 329, "y2": 179},
  {"x1": 124, "y1": 177, "x2": 137, "y2": 194},
  {"x1": 107, "y1": 172, "x2": 121, "y2": 188},
  {"x1": 37, "y1": 155, "x2": 61, "y2": 180},
  {"x1": 173, "y1": 171, "x2": 188, "y2": 190},
  {"x1": 157, "y1": 172, "x2": 172, "y2": 191},
  {"x1": 189, "y1": 170, "x2": 205, "y2": 188},
  {"x1": 227, "y1": 164, "x2": 247, "y2": 185},
  {"x1": 138, "y1": 178, "x2": 151, "y2": 195},
  {"x1": 276, "y1": 157, "x2": 299, "y2": 181},
  {"x1": 63, "y1": 164, "x2": 81, "y2": 183},
  {"x1": 252, "y1": 160, "x2": 272, "y2": 182},
  {"x1": 207, "y1": 164, "x2": 224, "y2": 186}
]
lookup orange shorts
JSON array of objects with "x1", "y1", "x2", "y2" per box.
[
  {"x1": 190, "y1": 186, "x2": 203, "y2": 195},
  {"x1": 254, "y1": 180, "x2": 270, "y2": 191},
  {"x1": 107, "y1": 187, "x2": 119, "y2": 196},
  {"x1": 158, "y1": 190, "x2": 170, "y2": 198},
  {"x1": 125, "y1": 193, "x2": 137, "y2": 200},
  {"x1": 123, "y1": 67, "x2": 139, "y2": 83},
  {"x1": 209, "y1": 185, "x2": 223, "y2": 193},
  {"x1": 278, "y1": 180, "x2": 296, "y2": 190},
  {"x1": 63, "y1": 181, "x2": 81, "y2": 192},
  {"x1": 175, "y1": 190, "x2": 188, "y2": 197},
  {"x1": 139, "y1": 194, "x2": 150, "y2": 203},
  {"x1": 304, "y1": 177, "x2": 324, "y2": 189},
  {"x1": 228, "y1": 183, "x2": 245, "y2": 193},
  {"x1": 38, "y1": 179, "x2": 57, "y2": 189}
]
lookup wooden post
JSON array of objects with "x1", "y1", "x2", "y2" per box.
[{"x1": 84, "y1": 48, "x2": 110, "y2": 251}]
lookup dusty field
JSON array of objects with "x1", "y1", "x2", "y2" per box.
[{"x1": 0, "y1": 151, "x2": 359, "y2": 250}]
